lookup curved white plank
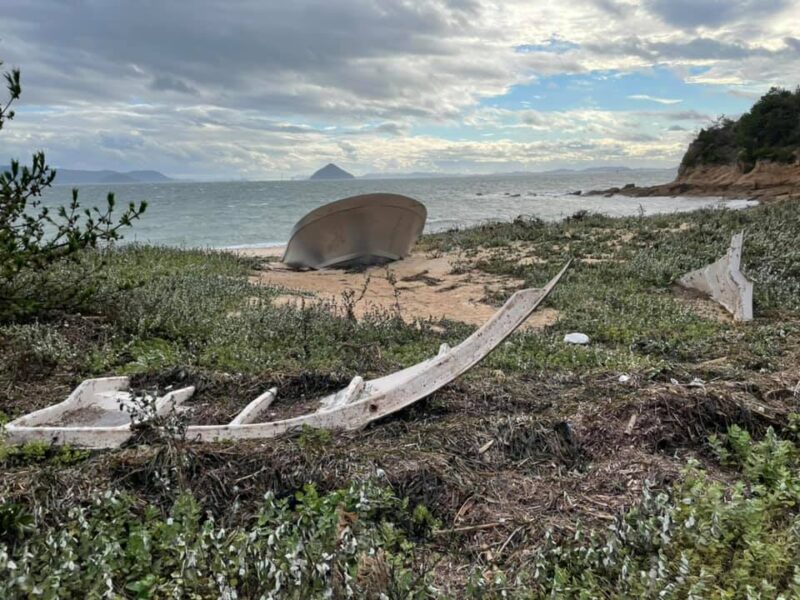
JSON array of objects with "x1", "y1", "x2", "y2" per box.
[{"x1": 184, "y1": 261, "x2": 569, "y2": 443}]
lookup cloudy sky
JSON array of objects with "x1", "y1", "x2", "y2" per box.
[{"x1": 1, "y1": 0, "x2": 799, "y2": 179}]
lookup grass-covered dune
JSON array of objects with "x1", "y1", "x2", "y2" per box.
[{"x1": 1, "y1": 200, "x2": 800, "y2": 598}]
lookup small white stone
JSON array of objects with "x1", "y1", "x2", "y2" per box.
[
  {"x1": 618, "y1": 374, "x2": 631, "y2": 383},
  {"x1": 564, "y1": 332, "x2": 590, "y2": 345}
]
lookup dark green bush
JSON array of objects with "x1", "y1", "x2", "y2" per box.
[
  {"x1": 737, "y1": 87, "x2": 800, "y2": 165},
  {"x1": 681, "y1": 86, "x2": 800, "y2": 171},
  {"x1": 680, "y1": 117, "x2": 738, "y2": 171}
]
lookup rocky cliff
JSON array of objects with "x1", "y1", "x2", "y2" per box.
[{"x1": 614, "y1": 161, "x2": 800, "y2": 202}]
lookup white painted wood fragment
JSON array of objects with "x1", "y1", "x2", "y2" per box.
[
  {"x1": 564, "y1": 332, "x2": 590, "y2": 345},
  {"x1": 3, "y1": 377, "x2": 195, "y2": 449},
  {"x1": 625, "y1": 413, "x2": 637, "y2": 435},
  {"x1": 230, "y1": 387, "x2": 277, "y2": 425},
  {"x1": 677, "y1": 231, "x2": 753, "y2": 322},
  {"x1": 317, "y1": 376, "x2": 365, "y2": 412},
  {"x1": 186, "y1": 261, "x2": 570, "y2": 443}
]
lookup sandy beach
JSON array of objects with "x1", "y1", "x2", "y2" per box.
[{"x1": 234, "y1": 245, "x2": 559, "y2": 328}]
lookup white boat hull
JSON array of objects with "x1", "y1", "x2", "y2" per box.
[
  {"x1": 282, "y1": 193, "x2": 427, "y2": 270},
  {"x1": 4, "y1": 262, "x2": 569, "y2": 449}
]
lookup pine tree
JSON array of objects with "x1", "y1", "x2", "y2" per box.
[{"x1": 0, "y1": 59, "x2": 147, "y2": 320}]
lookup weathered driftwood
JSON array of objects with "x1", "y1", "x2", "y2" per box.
[
  {"x1": 4, "y1": 262, "x2": 569, "y2": 449},
  {"x1": 677, "y1": 232, "x2": 753, "y2": 322},
  {"x1": 184, "y1": 261, "x2": 569, "y2": 443}
]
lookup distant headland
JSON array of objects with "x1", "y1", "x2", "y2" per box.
[{"x1": 590, "y1": 87, "x2": 800, "y2": 202}]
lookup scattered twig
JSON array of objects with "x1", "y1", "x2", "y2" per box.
[
  {"x1": 434, "y1": 522, "x2": 504, "y2": 535},
  {"x1": 497, "y1": 526, "x2": 523, "y2": 556},
  {"x1": 478, "y1": 439, "x2": 495, "y2": 454}
]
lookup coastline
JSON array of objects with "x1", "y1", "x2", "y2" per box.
[
  {"x1": 223, "y1": 194, "x2": 762, "y2": 327},
  {"x1": 231, "y1": 244, "x2": 285, "y2": 258},
  {"x1": 586, "y1": 162, "x2": 800, "y2": 203},
  {"x1": 218, "y1": 196, "x2": 760, "y2": 255}
]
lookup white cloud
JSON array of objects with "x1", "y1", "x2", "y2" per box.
[
  {"x1": 627, "y1": 94, "x2": 683, "y2": 104},
  {"x1": 0, "y1": 0, "x2": 796, "y2": 177},
  {"x1": 3, "y1": 100, "x2": 697, "y2": 176}
]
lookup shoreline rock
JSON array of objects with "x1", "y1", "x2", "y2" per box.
[{"x1": 586, "y1": 162, "x2": 800, "y2": 202}]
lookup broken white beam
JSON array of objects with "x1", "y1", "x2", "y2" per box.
[
  {"x1": 317, "y1": 376, "x2": 365, "y2": 412},
  {"x1": 677, "y1": 231, "x2": 753, "y2": 322},
  {"x1": 229, "y1": 387, "x2": 278, "y2": 425}
]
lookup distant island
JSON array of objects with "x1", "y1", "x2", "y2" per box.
[
  {"x1": 545, "y1": 166, "x2": 633, "y2": 174},
  {"x1": 309, "y1": 163, "x2": 354, "y2": 180},
  {"x1": 591, "y1": 87, "x2": 800, "y2": 202}
]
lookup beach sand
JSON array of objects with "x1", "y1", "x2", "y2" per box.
[{"x1": 234, "y1": 245, "x2": 559, "y2": 328}]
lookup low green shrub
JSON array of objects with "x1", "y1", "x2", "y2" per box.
[
  {"x1": 470, "y1": 425, "x2": 800, "y2": 599},
  {"x1": 0, "y1": 480, "x2": 436, "y2": 599},
  {"x1": 0, "y1": 440, "x2": 89, "y2": 467}
]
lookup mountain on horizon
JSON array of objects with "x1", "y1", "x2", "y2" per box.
[
  {"x1": 544, "y1": 166, "x2": 634, "y2": 174},
  {"x1": 309, "y1": 163, "x2": 354, "y2": 180},
  {"x1": 1, "y1": 165, "x2": 175, "y2": 185},
  {"x1": 52, "y1": 168, "x2": 174, "y2": 185}
]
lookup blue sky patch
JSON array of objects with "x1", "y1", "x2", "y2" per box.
[{"x1": 483, "y1": 67, "x2": 752, "y2": 115}]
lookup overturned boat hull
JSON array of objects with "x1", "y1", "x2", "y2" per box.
[{"x1": 282, "y1": 193, "x2": 427, "y2": 270}]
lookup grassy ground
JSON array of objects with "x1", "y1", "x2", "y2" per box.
[{"x1": 1, "y1": 200, "x2": 799, "y2": 598}]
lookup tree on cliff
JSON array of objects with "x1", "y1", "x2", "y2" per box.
[
  {"x1": 679, "y1": 117, "x2": 738, "y2": 172},
  {"x1": 737, "y1": 87, "x2": 800, "y2": 165},
  {"x1": 0, "y1": 60, "x2": 147, "y2": 321},
  {"x1": 681, "y1": 86, "x2": 800, "y2": 173}
]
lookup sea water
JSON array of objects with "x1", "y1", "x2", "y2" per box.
[{"x1": 39, "y1": 169, "x2": 755, "y2": 249}]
